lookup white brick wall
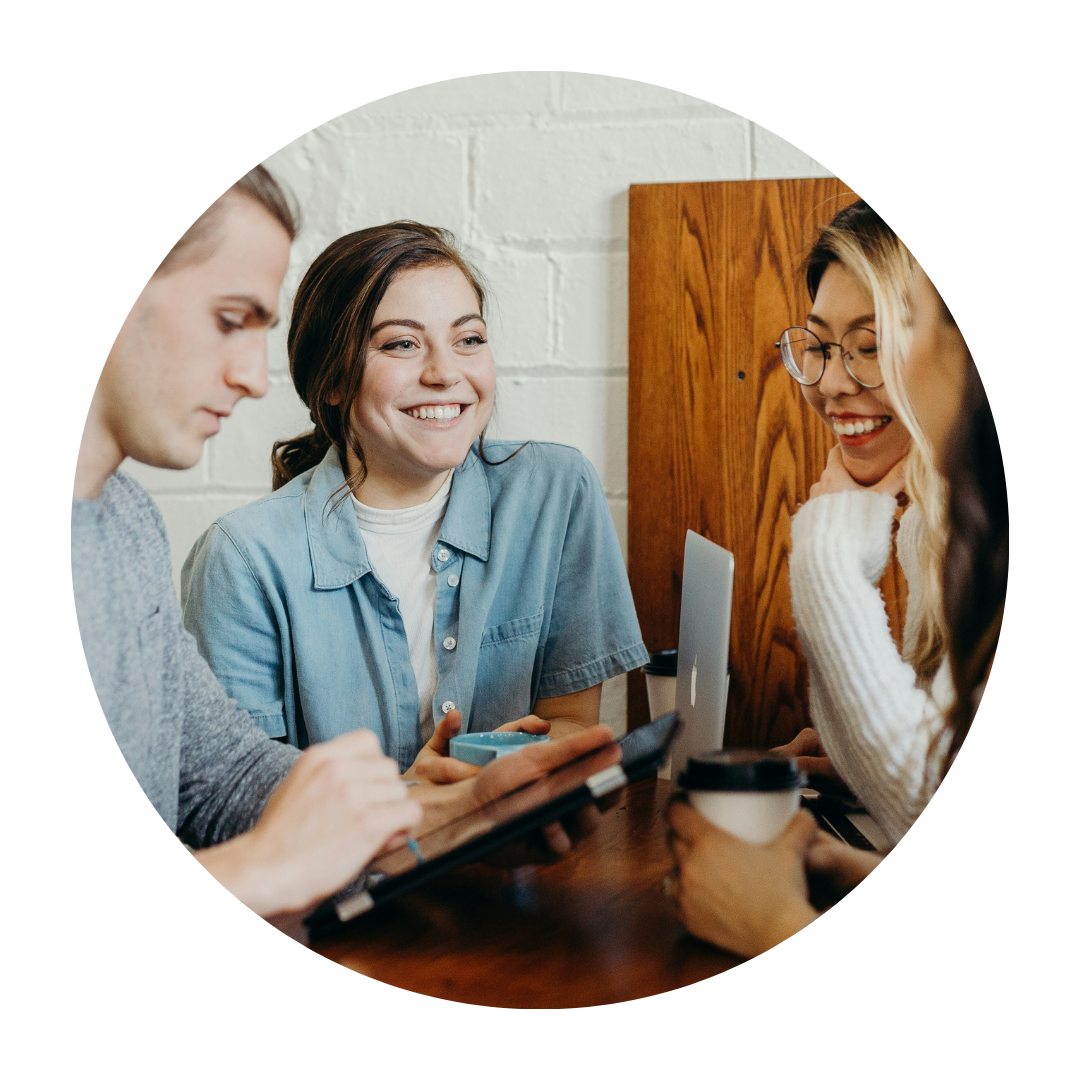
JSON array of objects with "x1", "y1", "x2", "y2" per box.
[{"x1": 127, "y1": 71, "x2": 830, "y2": 735}]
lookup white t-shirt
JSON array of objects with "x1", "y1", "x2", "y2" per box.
[{"x1": 351, "y1": 474, "x2": 453, "y2": 745}]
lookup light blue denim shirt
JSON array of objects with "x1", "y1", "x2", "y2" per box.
[{"x1": 180, "y1": 441, "x2": 648, "y2": 771}]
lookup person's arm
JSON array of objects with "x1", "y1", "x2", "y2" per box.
[
  {"x1": 180, "y1": 521, "x2": 289, "y2": 739},
  {"x1": 532, "y1": 684, "x2": 602, "y2": 738},
  {"x1": 790, "y1": 465, "x2": 951, "y2": 845},
  {"x1": 667, "y1": 803, "x2": 820, "y2": 958},
  {"x1": 194, "y1": 729, "x2": 421, "y2": 916},
  {"x1": 535, "y1": 453, "x2": 650, "y2": 705}
]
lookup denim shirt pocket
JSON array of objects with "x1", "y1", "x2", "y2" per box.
[{"x1": 473, "y1": 609, "x2": 544, "y2": 730}]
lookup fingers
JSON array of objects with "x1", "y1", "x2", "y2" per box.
[
  {"x1": 668, "y1": 798, "x2": 722, "y2": 844},
  {"x1": 541, "y1": 821, "x2": 572, "y2": 857},
  {"x1": 519, "y1": 723, "x2": 615, "y2": 770},
  {"x1": 414, "y1": 756, "x2": 481, "y2": 784},
  {"x1": 426, "y1": 710, "x2": 464, "y2": 757},
  {"x1": 873, "y1": 454, "x2": 909, "y2": 497},
  {"x1": 796, "y1": 755, "x2": 837, "y2": 777},
  {"x1": 772, "y1": 809, "x2": 818, "y2": 855},
  {"x1": 311, "y1": 727, "x2": 384, "y2": 761},
  {"x1": 772, "y1": 727, "x2": 821, "y2": 756}
]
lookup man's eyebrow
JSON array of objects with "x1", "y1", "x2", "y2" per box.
[
  {"x1": 370, "y1": 318, "x2": 425, "y2": 334},
  {"x1": 218, "y1": 295, "x2": 277, "y2": 327}
]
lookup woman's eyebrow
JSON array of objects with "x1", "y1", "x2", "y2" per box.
[
  {"x1": 452, "y1": 313, "x2": 485, "y2": 327},
  {"x1": 370, "y1": 318, "x2": 424, "y2": 334}
]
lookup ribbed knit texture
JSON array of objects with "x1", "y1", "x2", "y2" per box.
[
  {"x1": 72, "y1": 470, "x2": 300, "y2": 848},
  {"x1": 789, "y1": 491, "x2": 952, "y2": 846}
]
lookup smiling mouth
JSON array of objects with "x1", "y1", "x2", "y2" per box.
[
  {"x1": 405, "y1": 404, "x2": 465, "y2": 421},
  {"x1": 830, "y1": 415, "x2": 891, "y2": 437}
]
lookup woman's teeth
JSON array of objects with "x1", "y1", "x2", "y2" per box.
[
  {"x1": 407, "y1": 404, "x2": 462, "y2": 421},
  {"x1": 833, "y1": 416, "x2": 890, "y2": 437}
]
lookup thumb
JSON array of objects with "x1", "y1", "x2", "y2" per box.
[
  {"x1": 428, "y1": 709, "x2": 463, "y2": 756},
  {"x1": 774, "y1": 809, "x2": 819, "y2": 857},
  {"x1": 874, "y1": 454, "x2": 908, "y2": 497}
]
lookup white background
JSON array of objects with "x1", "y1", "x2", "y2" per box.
[{"x1": 3, "y1": 0, "x2": 1076, "y2": 1076}]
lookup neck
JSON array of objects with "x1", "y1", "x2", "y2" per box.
[
  {"x1": 74, "y1": 389, "x2": 125, "y2": 500},
  {"x1": 347, "y1": 449, "x2": 452, "y2": 510}
]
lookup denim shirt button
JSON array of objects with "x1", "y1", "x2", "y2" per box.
[
  {"x1": 441, "y1": 700, "x2": 456, "y2": 714},
  {"x1": 436, "y1": 548, "x2": 451, "y2": 563},
  {"x1": 442, "y1": 636, "x2": 457, "y2": 651},
  {"x1": 446, "y1": 573, "x2": 460, "y2": 587}
]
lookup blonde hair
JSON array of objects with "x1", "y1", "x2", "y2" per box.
[{"x1": 807, "y1": 203, "x2": 948, "y2": 682}]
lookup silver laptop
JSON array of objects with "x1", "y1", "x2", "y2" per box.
[{"x1": 669, "y1": 530, "x2": 735, "y2": 785}]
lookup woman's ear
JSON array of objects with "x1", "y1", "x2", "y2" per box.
[{"x1": 326, "y1": 388, "x2": 342, "y2": 406}]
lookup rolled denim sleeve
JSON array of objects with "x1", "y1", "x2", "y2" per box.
[
  {"x1": 536, "y1": 457, "x2": 649, "y2": 698},
  {"x1": 181, "y1": 523, "x2": 288, "y2": 739}
]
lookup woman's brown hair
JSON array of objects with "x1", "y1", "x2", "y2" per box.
[{"x1": 272, "y1": 221, "x2": 488, "y2": 494}]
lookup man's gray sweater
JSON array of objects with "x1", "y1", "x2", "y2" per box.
[{"x1": 72, "y1": 470, "x2": 299, "y2": 847}]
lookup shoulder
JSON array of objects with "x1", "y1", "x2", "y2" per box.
[
  {"x1": 476, "y1": 440, "x2": 595, "y2": 494},
  {"x1": 208, "y1": 472, "x2": 312, "y2": 545}
]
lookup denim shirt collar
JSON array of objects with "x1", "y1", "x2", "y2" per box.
[{"x1": 304, "y1": 444, "x2": 491, "y2": 590}]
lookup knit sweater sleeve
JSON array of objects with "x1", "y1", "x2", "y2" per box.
[{"x1": 789, "y1": 491, "x2": 952, "y2": 845}]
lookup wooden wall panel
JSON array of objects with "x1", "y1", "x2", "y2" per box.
[{"x1": 627, "y1": 179, "x2": 907, "y2": 747}]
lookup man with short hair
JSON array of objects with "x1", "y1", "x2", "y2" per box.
[{"x1": 73, "y1": 167, "x2": 615, "y2": 920}]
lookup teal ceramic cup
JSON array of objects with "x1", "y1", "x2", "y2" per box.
[{"x1": 449, "y1": 731, "x2": 550, "y2": 767}]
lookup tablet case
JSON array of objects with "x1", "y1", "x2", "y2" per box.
[{"x1": 306, "y1": 712, "x2": 680, "y2": 932}]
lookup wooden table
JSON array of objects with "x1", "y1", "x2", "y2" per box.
[{"x1": 310, "y1": 778, "x2": 742, "y2": 1007}]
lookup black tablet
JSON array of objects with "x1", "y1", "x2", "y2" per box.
[{"x1": 306, "y1": 712, "x2": 680, "y2": 931}]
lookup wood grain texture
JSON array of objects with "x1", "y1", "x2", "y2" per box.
[
  {"x1": 311, "y1": 779, "x2": 740, "y2": 1006},
  {"x1": 628, "y1": 180, "x2": 907, "y2": 746}
]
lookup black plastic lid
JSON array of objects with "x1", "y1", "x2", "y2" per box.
[
  {"x1": 643, "y1": 649, "x2": 678, "y2": 677},
  {"x1": 678, "y1": 749, "x2": 805, "y2": 792}
]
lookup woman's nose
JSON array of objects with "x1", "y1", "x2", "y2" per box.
[
  {"x1": 817, "y1": 347, "x2": 860, "y2": 399},
  {"x1": 420, "y1": 344, "x2": 462, "y2": 387}
]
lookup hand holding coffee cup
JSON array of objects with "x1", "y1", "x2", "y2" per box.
[{"x1": 677, "y1": 750, "x2": 806, "y2": 844}]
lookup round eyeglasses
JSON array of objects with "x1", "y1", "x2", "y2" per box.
[{"x1": 776, "y1": 326, "x2": 883, "y2": 390}]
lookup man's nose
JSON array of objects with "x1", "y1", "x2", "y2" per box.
[
  {"x1": 817, "y1": 346, "x2": 859, "y2": 398},
  {"x1": 226, "y1": 336, "x2": 270, "y2": 400}
]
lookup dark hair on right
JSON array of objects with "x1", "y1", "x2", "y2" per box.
[
  {"x1": 155, "y1": 164, "x2": 298, "y2": 276},
  {"x1": 272, "y1": 221, "x2": 492, "y2": 495},
  {"x1": 941, "y1": 352, "x2": 1009, "y2": 766}
]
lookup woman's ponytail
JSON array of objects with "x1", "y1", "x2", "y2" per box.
[{"x1": 271, "y1": 425, "x2": 333, "y2": 490}]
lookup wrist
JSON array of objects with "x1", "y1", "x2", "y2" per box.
[{"x1": 194, "y1": 831, "x2": 298, "y2": 918}]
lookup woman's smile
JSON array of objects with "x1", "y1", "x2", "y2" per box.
[
  {"x1": 827, "y1": 412, "x2": 893, "y2": 445},
  {"x1": 402, "y1": 402, "x2": 468, "y2": 422}
]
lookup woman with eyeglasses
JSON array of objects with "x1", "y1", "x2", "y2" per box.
[
  {"x1": 666, "y1": 205, "x2": 1006, "y2": 958},
  {"x1": 769, "y1": 200, "x2": 954, "y2": 847}
]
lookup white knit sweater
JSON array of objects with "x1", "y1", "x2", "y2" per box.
[{"x1": 789, "y1": 491, "x2": 953, "y2": 846}]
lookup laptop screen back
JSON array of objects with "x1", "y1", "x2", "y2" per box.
[{"x1": 669, "y1": 530, "x2": 735, "y2": 784}]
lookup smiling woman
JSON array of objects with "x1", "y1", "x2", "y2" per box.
[{"x1": 179, "y1": 222, "x2": 648, "y2": 778}]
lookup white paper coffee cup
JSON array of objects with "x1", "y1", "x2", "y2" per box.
[{"x1": 679, "y1": 750, "x2": 805, "y2": 844}]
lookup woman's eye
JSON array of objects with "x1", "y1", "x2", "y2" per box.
[
  {"x1": 459, "y1": 334, "x2": 487, "y2": 347},
  {"x1": 383, "y1": 339, "x2": 418, "y2": 351},
  {"x1": 217, "y1": 314, "x2": 245, "y2": 333}
]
